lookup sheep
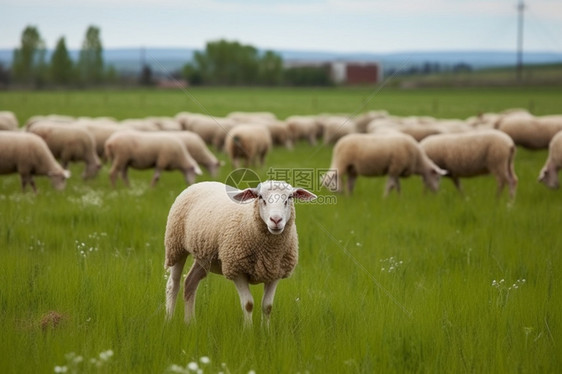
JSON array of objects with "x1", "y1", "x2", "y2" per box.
[
  {"x1": 285, "y1": 115, "x2": 321, "y2": 145},
  {"x1": 27, "y1": 122, "x2": 101, "y2": 179},
  {"x1": 230, "y1": 119, "x2": 293, "y2": 149},
  {"x1": 164, "y1": 180, "x2": 317, "y2": 325},
  {"x1": 224, "y1": 125, "x2": 272, "y2": 168},
  {"x1": 161, "y1": 131, "x2": 222, "y2": 177},
  {"x1": 323, "y1": 133, "x2": 446, "y2": 196},
  {"x1": 354, "y1": 110, "x2": 388, "y2": 133},
  {"x1": 420, "y1": 130, "x2": 518, "y2": 199},
  {"x1": 77, "y1": 120, "x2": 127, "y2": 159},
  {"x1": 0, "y1": 132, "x2": 70, "y2": 192},
  {"x1": 227, "y1": 111, "x2": 277, "y2": 123},
  {"x1": 318, "y1": 115, "x2": 357, "y2": 145},
  {"x1": 0, "y1": 111, "x2": 19, "y2": 130},
  {"x1": 104, "y1": 131, "x2": 202, "y2": 187},
  {"x1": 184, "y1": 115, "x2": 237, "y2": 146},
  {"x1": 495, "y1": 113, "x2": 562, "y2": 149},
  {"x1": 538, "y1": 130, "x2": 562, "y2": 189}
]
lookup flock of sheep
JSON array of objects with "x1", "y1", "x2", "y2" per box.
[
  {"x1": 2, "y1": 107, "x2": 562, "y2": 324},
  {"x1": 0, "y1": 108, "x2": 561, "y2": 197}
]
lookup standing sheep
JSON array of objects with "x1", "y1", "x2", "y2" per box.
[
  {"x1": 161, "y1": 131, "x2": 222, "y2": 177},
  {"x1": 224, "y1": 125, "x2": 272, "y2": 168},
  {"x1": 27, "y1": 122, "x2": 102, "y2": 179},
  {"x1": 104, "y1": 131, "x2": 202, "y2": 187},
  {"x1": 538, "y1": 131, "x2": 562, "y2": 189},
  {"x1": 420, "y1": 130, "x2": 518, "y2": 199},
  {"x1": 164, "y1": 180, "x2": 317, "y2": 325},
  {"x1": 0, "y1": 111, "x2": 19, "y2": 130},
  {"x1": 496, "y1": 113, "x2": 562, "y2": 149},
  {"x1": 323, "y1": 133, "x2": 446, "y2": 196},
  {"x1": 0, "y1": 132, "x2": 70, "y2": 192}
]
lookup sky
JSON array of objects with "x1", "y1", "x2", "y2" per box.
[{"x1": 1, "y1": 0, "x2": 562, "y2": 54}]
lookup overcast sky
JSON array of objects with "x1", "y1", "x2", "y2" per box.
[{"x1": 1, "y1": 0, "x2": 561, "y2": 53}]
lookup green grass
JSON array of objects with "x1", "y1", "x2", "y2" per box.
[{"x1": 0, "y1": 87, "x2": 561, "y2": 373}]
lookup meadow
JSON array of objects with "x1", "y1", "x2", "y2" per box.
[{"x1": 0, "y1": 86, "x2": 561, "y2": 373}]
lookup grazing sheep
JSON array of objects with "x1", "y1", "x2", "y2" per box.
[
  {"x1": 421, "y1": 130, "x2": 518, "y2": 199},
  {"x1": 104, "y1": 131, "x2": 202, "y2": 187},
  {"x1": 184, "y1": 115, "x2": 237, "y2": 146},
  {"x1": 164, "y1": 180, "x2": 317, "y2": 325},
  {"x1": 0, "y1": 111, "x2": 19, "y2": 130},
  {"x1": 538, "y1": 131, "x2": 562, "y2": 189},
  {"x1": 0, "y1": 132, "x2": 70, "y2": 192},
  {"x1": 318, "y1": 115, "x2": 357, "y2": 145},
  {"x1": 25, "y1": 114, "x2": 75, "y2": 128},
  {"x1": 224, "y1": 125, "x2": 272, "y2": 168},
  {"x1": 354, "y1": 110, "x2": 388, "y2": 133},
  {"x1": 27, "y1": 122, "x2": 101, "y2": 179},
  {"x1": 77, "y1": 120, "x2": 127, "y2": 159},
  {"x1": 227, "y1": 111, "x2": 277, "y2": 123},
  {"x1": 285, "y1": 115, "x2": 321, "y2": 145},
  {"x1": 496, "y1": 113, "x2": 562, "y2": 149},
  {"x1": 265, "y1": 121, "x2": 293, "y2": 149},
  {"x1": 323, "y1": 133, "x2": 446, "y2": 196},
  {"x1": 161, "y1": 131, "x2": 222, "y2": 177}
]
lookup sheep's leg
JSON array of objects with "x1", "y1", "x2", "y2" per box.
[
  {"x1": 121, "y1": 167, "x2": 130, "y2": 187},
  {"x1": 347, "y1": 173, "x2": 357, "y2": 195},
  {"x1": 233, "y1": 275, "x2": 254, "y2": 326},
  {"x1": 495, "y1": 176, "x2": 506, "y2": 199},
  {"x1": 183, "y1": 260, "x2": 208, "y2": 324},
  {"x1": 384, "y1": 176, "x2": 399, "y2": 196},
  {"x1": 109, "y1": 164, "x2": 120, "y2": 187},
  {"x1": 165, "y1": 254, "x2": 188, "y2": 320},
  {"x1": 452, "y1": 177, "x2": 464, "y2": 195},
  {"x1": 151, "y1": 168, "x2": 162, "y2": 187},
  {"x1": 261, "y1": 279, "x2": 280, "y2": 329}
]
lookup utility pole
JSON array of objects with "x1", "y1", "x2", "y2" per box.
[{"x1": 516, "y1": 0, "x2": 525, "y2": 81}]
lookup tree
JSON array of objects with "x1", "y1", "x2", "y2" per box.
[
  {"x1": 50, "y1": 37, "x2": 74, "y2": 85},
  {"x1": 259, "y1": 50, "x2": 283, "y2": 85},
  {"x1": 186, "y1": 39, "x2": 283, "y2": 86},
  {"x1": 12, "y1": 26, "x2": 46, "y2": 85},
  {"x1": 78, "y1": 26, "x2": 104, "y2": 84}
]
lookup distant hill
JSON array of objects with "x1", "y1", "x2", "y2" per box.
[{"x1": 1, "y1": 47, "x2": 560, "y2": 75}]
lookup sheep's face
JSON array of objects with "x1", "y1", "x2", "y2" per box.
[
  {"x1": 538, "y1": 166, "x2": 559, "y2": 189},
  {"x1": 49, "y1": 169, "x2": 71, "y2": 190},
  {"x1": 423, "y1": 166, "x2": 447, "y2": 192},
  {"x1": 231, "y1": 180, "x2": 317, "y2": 235}
]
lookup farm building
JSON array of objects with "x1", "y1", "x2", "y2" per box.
[{"x1": 285, "y1": 60, "x2": 382, "y2": 85}]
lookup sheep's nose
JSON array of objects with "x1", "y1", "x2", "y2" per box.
[{"x1": 270, "y1": 216, "x2": 283, "y2": 225}]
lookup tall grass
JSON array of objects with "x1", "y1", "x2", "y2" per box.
[{"x1": 0, "y1": 88, "x2": 561, "y2": 373}]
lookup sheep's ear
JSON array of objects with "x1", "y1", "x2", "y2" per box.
[
  {"x1": 231, "y1": 187, "x2": 259, "y2": 202},
  {"x1": 291, "y1": 188, "x2": 317, "y2": 201}
]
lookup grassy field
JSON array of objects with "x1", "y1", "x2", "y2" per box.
[{"x1": 0, "y1": 87, "x2": 561, "y2": 373}]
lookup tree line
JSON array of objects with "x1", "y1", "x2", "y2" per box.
[
  {"x1": 9, "y1": 25, "x2": 114, "y2": 88},
  {"x1": 3, "y1": 26, "x2": 335, "y2": 88}
]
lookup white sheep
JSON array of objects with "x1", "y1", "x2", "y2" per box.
[
  {"x1": 76, "y1": 119, "x2": 127, "y2": 159},
  {"x1": 496, "y1": 113, "x2": 562, "y2": 149},
  {"x1": 161, "y1": 131, "x2": 222, "y2": 177},
  {"x1": 164, "y1": 180, "x2": 317, "y2": 325},
  {"x1": 318, "y1": 115, "x2": 357, "y2": 145},
  {"x1": 285, "y1": 115, "x2": 321, "y2": 145},
  {"x1": 323, "y1": 133, "x2": 446, "y2": 196},
  {"x1": 0, "y1": 132, "x2": 70, "y2": 192},
  {"x1": 104, "y1": 130, "x2": 202, "y2": 187},
  {"x1": 27, "y1": 122, "x2": 101, "y2": 179},
  {"x1": 420, "y1": 130, "x2": 518, "y2": 199},
  {"x1": 224, "y1": 125, "x2": 272, "y2": 168},
  {"x1": 0, "y1": 111, "x2": 19, "y2": 130},
  {"x1": 227, "y1": 111, "x2": 277, "y2": 123},
  {"x1": 538, "y1": 130, "x2": 562, "y2": 189}
]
